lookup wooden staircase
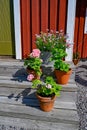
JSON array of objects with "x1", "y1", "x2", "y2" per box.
[{"x1": 0, "y1": 59, "x2": 79, "y2": 130}]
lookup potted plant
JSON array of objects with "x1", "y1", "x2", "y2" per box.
[
  {"x1": 24, "y1": 49, "x2": 43, "y2": 81},
  {"x1": 35, "y1": 29, "x2": 56, "y2": 64},
  {"x1": 31, "y1": 76, "x2": 62, "y2": 112},
  {"x1": 35, "y1": 29, "x2": 56, "y2": 52},
  {"x1": 51, "y1": 31, "x2": 72, "y2": 84},
  {"x1": 73, "y1": 52, "x2": 80, "y2": 65},
  {"x1": 54, "y1": 59, "x2": 72, "y2": 84}
]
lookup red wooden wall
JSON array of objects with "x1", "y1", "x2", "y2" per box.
[
  {"x1": 20, "y1": 0, "x2": 67, "y2": 58},
  {"x1": 74, "y1": 0, "x2": 87, "y2": 58}
]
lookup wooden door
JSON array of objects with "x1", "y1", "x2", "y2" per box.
[
  {"x1": 74, "y1": 0, "x2": 87, "y2": 58},
  {"x1": 0, "y1": 0, "x2": 15, "y2": 56}
]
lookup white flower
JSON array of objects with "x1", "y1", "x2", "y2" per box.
[{"x1": 46, "y1": 84, "x2": 52, "y2": 89}]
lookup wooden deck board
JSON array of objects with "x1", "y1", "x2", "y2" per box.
[
  {"x1": 0, "y1": 115, "x2": 79, "y2": 130},
  {"x1": 0, "y1": 103, "x2": 78, "y2": 123},
  {"x1": 0, "y1": 77, "x2": 77, "y2": 92},
  {"x1": 0, "y1": 91, "x2": 77, "y2": 110},
  {"x1": 0, "y1": 60, "x2": 79, "y2": 129}
]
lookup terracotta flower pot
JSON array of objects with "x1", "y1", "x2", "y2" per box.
[
  {"x1": 26, "y1": 68, "x2": 40, "y2": 80},
  {"x1": 73, "y1": 59, "x2": 79, "y2": 65},
  {"x1": 36, "y1": 93, "x2": 56, "y2": 112},
  {"x1": 55, "y1": 69, "x2": 72, "y2": 85}
]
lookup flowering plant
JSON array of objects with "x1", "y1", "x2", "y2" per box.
[
  {"x1": 54, "y1": 59, "x2": 70, "y2": 72},
  {"x1": 32, "y1": 76, "x2": 62, "y2": 97},
  {"x1": 35, "y1": 30, "x2": 70, "y2": 52},
  {"x1": 35, "y1": 30, "x2": 56, "y2": 51},
  {"x1": 51, "y1": 47, "x2": 71, "y2": 72},
  {"x1": 24, "y1": 49, "x2": 42, "y2": 81},
  {"x1": 50, "y1": 30, "x2": 71, "y2": 72}
]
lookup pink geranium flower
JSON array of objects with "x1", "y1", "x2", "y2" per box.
[
  {"x1": 31, "y1": 49, "x2": 41, "y2": 58},
  {"x1": 27, "y1": 74, "x2": 34, "y2": 81},
  {"x1": 66, "y1": 43, "x2": 71, "y2": 48}
]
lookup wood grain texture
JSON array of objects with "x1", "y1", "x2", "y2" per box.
[
  {"x1": 58, "y1": 0, "x2": 67, "y2": 31},
  {"x1": 0, "y1": 60, "x2": 79, "y2": 129},
  {"x1": 0, "y1": 115, "x2": 79, "y2": 130},
  {"x1": 32, "y1": 0, "x2": 40, "y2": 49},
  {"x1": 20, "y1": 0, "x2": 31, "y2": 58},
  {"x1": 50, "y1": 0, "x2": 57, "y2": 31},
  {"x1": 74, "y1": 0, "x2": 87, "y2": 58},
  {"x1": 41, "y1": 0, "x2": 48, "y2": 32}
]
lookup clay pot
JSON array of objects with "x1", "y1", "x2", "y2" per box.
[
  {"x1": 36, "y1": 93, "x2": 56, "y2": 112},
  {"x1": 26, "y1": 68, "x2": 40, "y2": 80},
  {"x1": 73, "y1": 59, "x2": 79, "y2": 65},
  {"x1": 55, "y1": 69, "x2": 72, "y2": 85}
]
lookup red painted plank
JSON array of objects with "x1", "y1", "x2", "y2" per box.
[
  {"x1": 74, "y1": 0, "x2": 86, "y2": 58},
  {"x1": 78, "y1": 17, "x2": 84, "y2": 57},
  {"x1": 82, "y1": 1, "x2": 87, "y2": 58},
  {"x1": 58, "y1": 0, "x2": 67, "y2": 31},
  {"x1": 20, "y1": 0, "x2": 31, "y2": 58},
  {"x1": 26, "y1": 0, "x2": 31, "y2": 54},
  {"x1": 74, "y1": 17, "x2": 79, "y2": 53},
  {"x1": 77, "y1": 2, "x2": 85, "y2": 58},
  {"x1": 82, "y1": 34, "x2": 87, "y2": 58},
  {"x1": 32, "y1": 0, "x2": 40, "y2": 49},
  {"x1": 74, "y1": 0, "x2": 80, "y2": 53},
  {"x1": 50, "y1": 0, "x2": 57, "y2": 31},
  {"x1": 41, "y1": 0, "x2": 48, "y2": 32}
]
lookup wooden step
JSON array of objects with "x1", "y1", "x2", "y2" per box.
[
  {"x1": 0, "y1": 115, "x2": 79, "y2": 130},
  {"x1": 0, "y1": 60, "x2": 77, "y2": 92},
  {"x1": 0, "y1": 91, "x2": 77, "y2": 110},
  {"x1": 0, "y1": 75, "x2": 77, "y2": 92},
  {"x1": 0, "y1": 102, "x2": 79, "y2": 124},
  {"x1": 0, "y1": 60, "x2": 76, "y2": 77},
  {"x1": 0, "y1": 60, "x2": 79, "y2": 129}
]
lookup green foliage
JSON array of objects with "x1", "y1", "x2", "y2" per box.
[
  {"x1": 35, "y1": 30, "x2": 70, "y2": 52},
  {"x1": 54, "y1": 34, "x2": 67, "y2": 50},
  {"x1": 32, "y1": 76, "x2": 62, "y2": 97},
  {"x1": 35, "y1": 32, "x2": 56, "y2": 51},
  {"x1": 51, "y1": 48, "x2": 67, "y2": 61},
  {"x1": 51, "y1": 32, "x2": 68, "y2": 61},
  {"x1": 32, "y1": 79, "x2": 42, "y2": 88},
  {"x1": 49, "y1": 31, "x2": 71, "y2": 72},
  {"x1": 54, "y1": 60, "x2": 70, "y2": 72},
  {"x1": 51, "y1": 45, "x2": 70, "y2": 72},
  {"x1": 24, "y1": 57, "x2": 42, "y2": 75}
]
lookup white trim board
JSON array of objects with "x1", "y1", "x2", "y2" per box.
[
  {"x1": 13, "y1": 0, "x2": 22, "y2": 59},
  {"x1": 65, "y1": 0, "x2": 77, "y2": 61},
  {"x1": 84, "y1": 8, "x2": 87, "y2": 34}
]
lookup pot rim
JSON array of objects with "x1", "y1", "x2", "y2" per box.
[
  {"x1": 55, "y1": 68, "x2": 72, "y2": 74},
  {"x1": 36, "y1": 93, "x2": 56, "y2": 100}
]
